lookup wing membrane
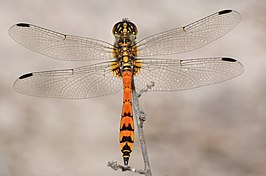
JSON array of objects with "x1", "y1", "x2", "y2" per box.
[
  {"x1": 14, "y1": 61, "x2": 122, "y2": 98},
  {"x1": 134, "y1": 57, "x2": 244, "y2": 91},
  {"x1": 9, "y1": 23, "x2": 114, "y2": 61},
  {"x1": 136, "y1": 10, "x2": 241, "y2": 57}
]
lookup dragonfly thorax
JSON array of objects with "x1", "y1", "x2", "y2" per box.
[{"x1": 112, "y1": 20, "x2": 138, "y2": 67}]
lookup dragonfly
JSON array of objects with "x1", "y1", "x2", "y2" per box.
[{"x1": 9, "y1": 9, "x2": 244, "y2": 165}]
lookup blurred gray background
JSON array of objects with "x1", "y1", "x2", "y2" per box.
[{"x1": 0, "y1": 0, "x2": 265, "y2": 176}]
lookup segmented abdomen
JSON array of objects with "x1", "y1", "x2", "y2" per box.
[{"x1": 120, "y1": 70, "x2": 134, "y2": 165}]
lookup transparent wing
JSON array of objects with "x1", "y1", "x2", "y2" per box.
[
  {"x1": 134, "y1": 57, "x2": 244, "y2": 91},
  {"x1": 14, "y1": 61, "x2": 122, "y2": 99},
  {"x1": 136, "y1": 10, "x2": 241, "y2": 57},
  {"x1": 9, "y1": 23, "x2": 114, "y2": 61}
]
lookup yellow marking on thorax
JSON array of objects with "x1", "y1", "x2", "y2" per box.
[{"x1": 133, "y1": 59, "x2": 142, "y2": 76}]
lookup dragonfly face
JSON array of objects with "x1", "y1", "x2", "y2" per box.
[{"x1": 9, "y1": 9, "x2": 244, "y2": 166}]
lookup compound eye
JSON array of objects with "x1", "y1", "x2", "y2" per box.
[
  {"x1": 112, "y1": 22, "x2": 123, "y2": 35},
  {"x1": 128, "y1": 22, "x2": 138, "y2": 35}
]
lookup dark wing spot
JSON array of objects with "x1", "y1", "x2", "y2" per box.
[
  {"x1": 19, "y1": 73, "x2": 33, "y2": 79},
  {"x1": 218, "y1": 10, "x2": 232, "y2": 15},
  {"x1": 180, "y1": 60, "x2": 184, "y2": 66},
  {"x1": 221, "y1": 57, "x2": 237, "y2": 62},
  {"x1": 16, "y1": 23, "x2": 30, "y2": 27}
]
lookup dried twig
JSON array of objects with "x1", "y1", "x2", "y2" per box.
[
  {"x1": 138, "y1": 81, "x2": 155, "y2": 97},
  {"x1": 131, "y1": 81, "x2": 154, "y2": 176},
  {"x1": 107, "y1": 161, "x2": 146, "y2": 174}
]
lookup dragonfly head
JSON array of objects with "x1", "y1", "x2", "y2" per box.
[{"x1": 112, "y1": 18, "x2": 138, "y2": 37}]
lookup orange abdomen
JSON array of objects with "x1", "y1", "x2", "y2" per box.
[{"x1": 120, "y1": 70, "x2": 134, "y2": 165}]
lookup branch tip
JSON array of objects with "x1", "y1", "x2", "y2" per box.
[
  {"x1": 138, "y1": 81, "x2": 155, "y2": 97},
  {"x1": 107, "y1": 161, "x2": 146, "y2": 174}
]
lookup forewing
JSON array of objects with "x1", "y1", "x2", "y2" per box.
[
  {"x1": 9, "y1": 23, "x2": 114, "y2": 61},
  {"x1": 136, "y1": 10, "x2": 241, "y2": 57},
  {"x1": 14, "y1": 61, "x2": 122, "y2": 98},
  {"x1": 134, "y1": 57, "x2": 244, "y2": 91}
]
